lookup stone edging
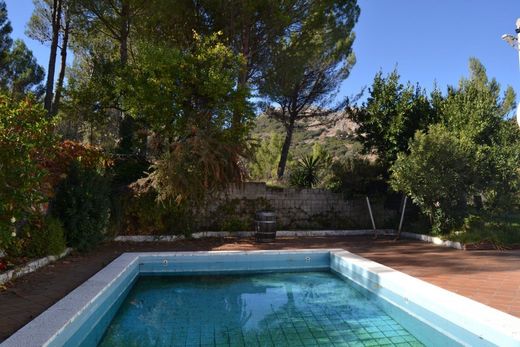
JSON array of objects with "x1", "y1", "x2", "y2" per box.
[
  {"x1": 114, "y1": 230, "x2": 468, "y2": 251},
  {"x1": 113, "y1": 229, "x2": 397, "y2": 242},
  {"x1": 0, "y1": 248, "x2": 72, "y2": 286},
  {"x1": 399, "y1": 232, "x2": 464, "y2": 250}
]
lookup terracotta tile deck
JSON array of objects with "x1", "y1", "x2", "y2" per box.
[{"x1": 1, "y1": 235, "x2": 519, "y2": 341}]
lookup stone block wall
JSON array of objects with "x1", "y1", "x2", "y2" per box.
[{"x1": 201, "y1": 182, "x2": 398, "y2": 230}]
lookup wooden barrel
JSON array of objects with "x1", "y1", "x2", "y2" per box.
[{"x1": 255, "y1": 211, "x2": 276, "y2": 243}]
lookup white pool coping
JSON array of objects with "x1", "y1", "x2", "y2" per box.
[
  {"x1": 1, "y1": 249, "x2": 519, "y2": 347},
  {"x1": 330, "y1": 250, "x2": 520, "y2": 346}
]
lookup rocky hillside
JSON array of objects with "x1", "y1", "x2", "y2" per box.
[{"x1": 252, "y1": 113, "x2": 363, "y2": 159}]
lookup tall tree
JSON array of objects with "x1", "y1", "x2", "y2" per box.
[
  {"x1": 43, "y1": 0, "x2": 62, "y2": 114},
  {"x1": 439, "y1": 58, "x2": 515, "y2": 146},
  {"x1": 27, "y1": 0, "x2": 72, "y2": 115},
  {"x1": 4, "y1": 40, "x2": 45, "y2": 98},
  {"x1": 71, "y1": 0, "x2": 146, "y2": 153},
  {"x1": 390, "y1": 59, "x2": 520, "y2": 233},
  {"x1": 437, "y1": 58, "x2": 518, "y2": 209},
  {"x1": 51, "y1": 3, "x2": 70, "y2": 115},
  {"x1": 202, "y1": 0, "x2": 295, "y2": 129},
  {"x1": 258, "y1": 0, "x2": 360, "y2": 178},
  {"x1": 0, "y1": 0, "x2": 12, "y2": 88},
  {"x1": 118, "y1": 33, "x2": 253, "y2": 202},
  {"x1": 0, "y1": 2, "x2": 44, "y2": 98},
  {"x1": 351, "y1": 70, "x2": 436, "y2": 171}
]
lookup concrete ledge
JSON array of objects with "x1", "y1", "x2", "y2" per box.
[
  {"x1": 277, "y1": 229, "x2": 394, "y2": 237},
  {"x1": 400, "y1": 232, "x2": 464, "y2": 250},
  {"x1": 0, "y1": 248, "x2": 72, "y2": 286},
  {"x1": 114, "y1": 230, "x2": 466, "y2": 251},
  {"x1": 114, "y1": 229, "x2": 396, "y2": 242}
]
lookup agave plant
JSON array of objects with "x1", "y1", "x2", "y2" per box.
[{"x1": 289, "y1": 154, "x2": 323, "y2": 188}]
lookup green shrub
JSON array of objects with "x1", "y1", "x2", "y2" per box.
[
  {"x1": 248, "y1": 133, "x2": 283, "y2": 181},
  {"x1": 221, "y1": 218, "x2": 250, "y2": 232},
  {"x1": 111, "y1": 156, "x2": 150, "y2": 187},
  {"x1": 117, "y1": 190, "x2": 195, "y2": 236},
  {"x1": 44, "y1": 217, "x2": 67, "y2": 256},
  {"x1": 0, "y1": 95, "x2": 55, "y2": 250},
  {"x1": 326, "y1": 157, "x2": 387, "y2": 197},
  {"x1": 50, "y1": 162, "x2": 111, "y2": 252},
  {"x1": 453, "y1": 214, "x2": 520, "y2": 248},
  {"x1": 390, "y1": 125, "x2": 476, "y2": 234},
  {"x1": 25, "y1": 216, "x2": 66, "y2": 258},
  {"x1": 6, "y1": 216, "x2": 66, "y2": 258}
]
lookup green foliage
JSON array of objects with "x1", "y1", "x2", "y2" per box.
[
  {"x1": 5, "y1": 215, "x2": 66, "y2": 259},
  {"x1": 352, "y1": 69, "x2": 435, "y2": 170},
  {"x1": 251, "y1": 114, "x2": 362, "y2": 168},
  {"x1": 439, "y1": 59, "x2": 515, "y2": 146},
  {"x1": 122, "y1": 32, "x2": 251, "y2": 137},
  {"x1": 147, "y1": 130, "x2": 251, "y2": 204},
  {"x1": 390, "y1": 59, "x2": 520, "y2": 236},
  {"x1": 25, "y1": 216, "x2": 67, "y2": 258},
  {"x1": 453, "y1": 214, "x2": 520, "y2": 248},
  {"x1": 50, "y1": 162, "x2": 111, "y2": 252},
  {"x1": 390, "y1": 125, "x2": 477, "y2": 234},
  {"x1": 289, "y1": 154, "x2": 324, "y2": 189},
  {"x1": 120, "y1": 32, "x2": 253, "y2": 203},
  {"x1": 4, "y1": 40, "x2": 44, "y2": 98},
  {"x1": 258, "y1": 0, "x2": 360, "y2": 178},
  {"x1": 116, "y1": 190, "x2": 195, "y2": 236},
  {"x1": 111, "y1": 156, "x2": 150, "y2": 187},
  {"x1": 0, "y1": 2, "x2": 44, "y2": 98},
  {"x1": 259, "y1": 0, "x2": 359, "y2": 107},
  {"x1": 0, "y1": 0, "x2": 12, "y2": 85},
  {"x1": 437, "y1": 59, "x2": 520, "y2": 212},
  {"x1": 62, "y1": 58, "x2": 123, "y2": 144},
  {"x1": 248, "y1": 132, "x2": 284, "y2": 181},
  {"x1": 0, "y1": 95, "x2": 55, "y2": 250},
  {"x1": 327, "y1": 157, "x2": 387, "y2": 197},
  {"x1": 43, "y1": 216, "x2": 67, "y2": 255}
]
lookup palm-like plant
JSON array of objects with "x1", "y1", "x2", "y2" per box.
[{"x1": 289, "y1": 154, "x2": 323, "y2": 188}]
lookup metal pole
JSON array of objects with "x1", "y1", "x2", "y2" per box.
[
  {"x1": 397, "y1": 196, "x2": 408, "y2": 235},
  {"x1": 366, "y1": 196, "x2": 376, "y2": 231}
]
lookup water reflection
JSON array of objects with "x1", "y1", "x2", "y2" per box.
[{"x1": 98, "y1": 272, "x2": 424, "y2": 346}]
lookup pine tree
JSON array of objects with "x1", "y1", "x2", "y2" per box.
[{"x1": 0, "y1": 0, "x2": 13, "y2": 88}]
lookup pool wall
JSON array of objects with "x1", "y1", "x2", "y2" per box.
[
  {"x1": 1, "y1": 249, "x2": 519, "y2": 347},
  {"x1": 330, "y1": 251, "x2": 520, "y2": 347}
]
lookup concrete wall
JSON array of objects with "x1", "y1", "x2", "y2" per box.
[{"x1": 202, "y1": 182, "x2": 398, "y2": 230}]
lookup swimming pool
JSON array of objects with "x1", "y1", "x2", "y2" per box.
[
  {"x1": 2, "y1": 250, "x2": 519, "y2": 346},
  {"x1": 98, "y1": 272, "x2": 428, "y2": 346}
]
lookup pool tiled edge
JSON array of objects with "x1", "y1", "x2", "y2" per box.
[
  {"x1": 330, "y1": 250, "x2": 520, "y2": 347},
  {"x1": 2, "y1": 249, "x2": 519, "y2": 347}
]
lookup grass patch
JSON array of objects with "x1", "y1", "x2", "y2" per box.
[{"x1": 449, "y1": 214, "x2": 520, "y2": 249}]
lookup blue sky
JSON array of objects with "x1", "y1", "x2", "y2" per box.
[{"x1": 5, "y1": 0, "x2": 520, "y2": 105}]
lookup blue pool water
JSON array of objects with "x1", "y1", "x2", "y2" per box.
[{"x1": 98, "y1": 272, "x2": 427, "y2": 347}]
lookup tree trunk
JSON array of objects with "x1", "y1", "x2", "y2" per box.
[
  {"x1": 277, "y1": 118, "x2": 295, "y2": 179},
  {"x1": 44, "y1": 0, "x2": 62, "y2": 115},
  {"x1": 117, "y1": 0, "x2": 134, "y2": 154},
  {"x1": 51, "y1": 14, "x2": 69, "y2": 116},
  {"x1": 232, "y1": 24, "x2": 250, "y2": 131},
  {"x1": 119, "y1": 0, "x2": 130, "y2": 65}
]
